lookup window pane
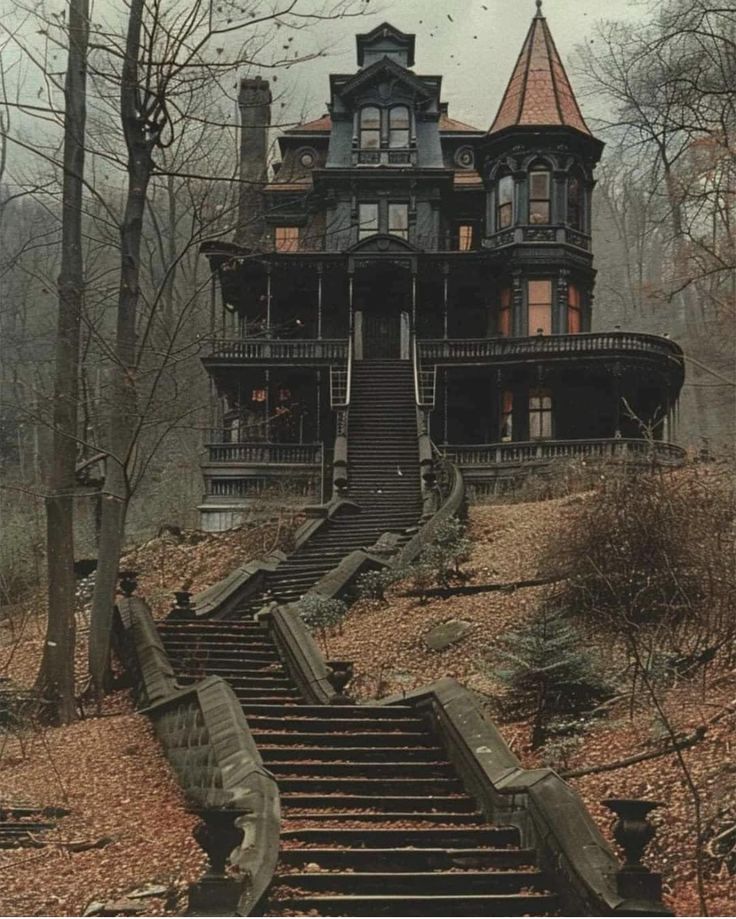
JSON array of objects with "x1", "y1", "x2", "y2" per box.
[
  {"x1": 360, "y1": 107, "x2": 381, "y2": 129},
  {"x1": 528, "y1": 279, "x2": 553, "y2": 305},
  {"x1": 498, "y1": 287, "x2": 512, "y2": 336},
  {"x1": 389, "y1": 129, "x2": 410, "y2": 149},
  {"x1": 358, "y1": 203, "x2": 379, "y2": 239},
  {"x1": 275, "y1": 226, "x2": 299, "y2": 252},
  {"x1": 500, "y1": 390, "x2": 513, "y2": 441},
  {"x1": 498, "y1": 176, "x2": 514, "y2": 205},
  {"x1": 529, "y1": 304, "x2": 552, "y2": 335},
  {"x1": 389, "y1": 203, "x2": 409, "y2": 239},
  {"x1": 389, "y1": 106, "x2": 410, "y2": 128},
  {"x1": 458, "y1": 225, "x2": 473, "y2": 251},
  {"x1": 529, "y1": 200, "x2": 550, "y2": 224},
  {"x1": 530, "y1": 171, "x2": 550, "y2": 198},
  {"x1": 361, "y1": 130, "x2": 380, "y2": 150}
]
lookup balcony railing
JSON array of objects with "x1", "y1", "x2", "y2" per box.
[
  {"x1": 483, "y1": 225, "x2": 592, "y2": 251},
  {"x1": 205, "y1": 442, "x2": 323, "y2": 466},
  {"x1": 441, "y1": 438, "x2": 686, "y2": 468},
  {"x1": 206, "y1": 339, "x2": 349, "y2": 363},
  {"x1": 419, "y1": 332, "x2": 684, "y2": 366}
]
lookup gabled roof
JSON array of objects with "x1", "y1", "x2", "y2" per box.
[
  {"x1": 356, "y1": 22, "x2": 416, "y2": 67},
  {"x1": 489, "y1": 3, "x2": 591, "y2": 136},
  {"x1": 335, "y1": 55, "x2": 434, "y2": 102}
]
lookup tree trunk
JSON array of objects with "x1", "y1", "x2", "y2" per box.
[
  {"x1": 88, "y1": 0, "x2": 153, "y2": 696},
  {"x1": 36, "y1": 0, "x2": 90, "y2": 725}
]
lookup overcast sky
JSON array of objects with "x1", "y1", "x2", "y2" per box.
[{"x1": 278, "y1": 0, "x2": 649, "y2": 130}]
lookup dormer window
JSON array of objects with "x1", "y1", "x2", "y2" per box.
[
  {"x1": 357, "y1": 105, "x2": 415, "y2": 165},
  {"x1": 497, "y1": 175, "x2": 514, "y2": 229},
  {"x1": 529, "y1": 169, "x2": 551, "y2": 224},
  {"x1": 389, "y1": 106, "x2": 410, "y2": 148}
]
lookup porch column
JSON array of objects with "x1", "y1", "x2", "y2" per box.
[
  {"x1": 613, "y1": 363, "x2": 622, "y2": 437},
  {"x1": 317, "y1": 263, "x2": 324, "y2": 339},
  {"x1": 443, "y1": 261, "x2": 449, "y2": 339},
  {"x1": 266, "y1": 264, "x2": 273, "y2": 333},
  {"x1": 265, "y1": 369, "x2": 271, "y2": 440}
]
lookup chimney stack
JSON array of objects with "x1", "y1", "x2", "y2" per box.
[{"x1": 237, "y1": 76, "x2": 272, "y2": 246}]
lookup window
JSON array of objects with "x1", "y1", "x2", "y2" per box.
[
  {"x1": 358, "y1": 202, "x2": 379, "y2": 240},
  {"x1": 528, "y1": 280, "x2": 553, "y2": 335},
  {"x1": 529, "y1": 170, "x2": 551, "y2": 224},
  {"x1": 567, "y1": 175, "x2": 584, "y2": 230},
  {"x1": 360, "y1": 106, "x2": 381, "y2": 150},
  {"x1": 275, "y1": 226, "x2": 300, "y2": 252},
  {"x1": 568, "y1": 283, "x2": 583, "y2": 334},
  {"x1": 389, "y1": 106, "x2": 411, "y2": 149},
  {"x1": 529, "y1": 390, "x2": 553, "y2": 440},
  {"x1": 498, "y1": 287, "x2": 512, "y2": 337},
  {"x1": 497, "y1": 175, "x2": 514, "y2": 229},
  {"x1": 388, "y1": 203, "x2": 409, "y2": 240},
  {"x1": 458, "y1": 225, "x2": 474, "y2": 251},
  {"x1": 500, "y1": 390, "x2": 513, "y2": 442}
]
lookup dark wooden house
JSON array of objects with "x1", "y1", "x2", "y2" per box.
[{"x1": 201, "y1": 9, "x2": 685, "y2": 531}]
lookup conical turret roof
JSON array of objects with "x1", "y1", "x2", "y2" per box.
[{"x1": 489, "y1": 2, "x2": 591, "y2": 136}]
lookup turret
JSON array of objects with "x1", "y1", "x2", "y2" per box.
[{"x1": 481, "y1": 0, "x2": 604, "y2": 338}]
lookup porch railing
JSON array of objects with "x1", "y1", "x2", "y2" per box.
[
  {"x1": 205, "y1": 443, "x2": 323, "y2": 466},
  {"x1": 207, "y1": 339, "x2": 349, "y2": 362},
  {"x1": 440, "y1": 439, "x2": 687, "y2": 467},
  {"x1": 418, "y1": 332, "x2": 684, "y2": 365}
]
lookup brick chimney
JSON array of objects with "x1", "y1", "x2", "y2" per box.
[{"x1": 237, "y1": 76, "x2": 272, "y2": 246}]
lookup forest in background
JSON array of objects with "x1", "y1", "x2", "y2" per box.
[{"x1": 0, "y1": 0, "x2": 734, "y2": 723}]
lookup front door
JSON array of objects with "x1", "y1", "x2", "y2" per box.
[{"x1": 363, "y1": 311, "x2": 401, "y2": 358}]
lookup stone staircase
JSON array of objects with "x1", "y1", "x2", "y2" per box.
[
  {"x1": 157, "y1": 620, "x2": 559, "y2": 916},
  {"x1": 233, "y1": 360, "x2": 423, "y2": 618}
]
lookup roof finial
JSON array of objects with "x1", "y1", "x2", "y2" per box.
[{"x1": 535, "y1": 0, "x2": 544, "y2": 17}]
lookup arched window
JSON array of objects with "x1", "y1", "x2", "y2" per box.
[
  {"x1": 497, "y1": 175, "x2": 514, "y2": 230},
  {"x1": 360, "y1": 106, "x2": 381, "y2": 150},
  {"x1": 567, "y1": 175, "x2": 584, "y2": 230},
  {"x1": 388, "y1": 106, "x2": 410, "y2": 149},
  {"x1": 529, "y1": 168, "x2": 551, "y2": 224}
]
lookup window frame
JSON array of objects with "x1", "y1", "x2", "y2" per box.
[
  {"x1": 388, "y1": 105, "x2": 411, "y2": 150},
  {"x1": 359, "y1": 106, "x2": 382, "y2": 152},
  {"x1": 500, "y1": 390, "x2": 514, "y2": 442},
  {"x1": 388, "y1": 202, "x2": 410, "y2": 240},
  {"x1": 498, "y1": 287, "x2": 512, "y2": 337},
  {"x1": 497, "y1": 175, "x2": 514, "y2": 230},
  {"x1": 567, "y1": 173, "x2": 585, "y2": 231},
  {"x1": 529, "y1": 389, "x2": 554, "y2": 441},
  {"x1": 527, "y1": 279, "x2": 553, "y2": 336},
  {"x1": 528, "y1": 169, "x2": 552, "y2": 225},
  {"x1": 567, "y1": 283, "x2": 583, "y2": 334},
  {"x1": 274, "y1": 226, "x2": 300, "y2": 252},
  {"x1": 357, "y1": 202, "x2": 380, "y2": 240}
]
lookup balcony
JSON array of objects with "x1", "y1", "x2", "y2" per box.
[
  {"x1": 418, "y1": 332, "x2": 684, "y2": 385},
  {"x1": 204, "y1": 338, "x2": 349, "y2": 367}
]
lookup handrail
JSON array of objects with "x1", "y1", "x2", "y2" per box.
[
  {"x1": 398, "y1": 455, "x2": 466, "y2": 568},
  {"x1": 418, "y1": 331, "x2": 685, "y2": 368},
  {"x1": 381, "y1": 678, "x2": 670, "y2": 917},
  {"x1": 331, "y1": 336, "x2": 352, "y2": 495}
]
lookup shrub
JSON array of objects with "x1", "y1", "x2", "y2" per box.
[
  {"x1": 299, "y1": 593, "x2": 348, "y2": 654},
  {"x1": 546, "y1": 465, "x2": 736, "y2": 660},
  {"x1": 354, "y1": 566, "x2": 407, "y2": 604},
  {"x1": 493, "y1": 605, "x2": 611, "y2": 748},
  {"x1": 419, "y1": 515, "x2": 472, "y2": 587}
]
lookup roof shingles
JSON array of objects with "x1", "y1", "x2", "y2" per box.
[{"x1": 490, "y1": 10, "x2": 590, "y2": 136}]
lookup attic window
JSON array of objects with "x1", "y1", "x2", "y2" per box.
[
  {"x1": 298, "y1": 148, "x2": 316, "y2": 168},
  {"x1": 455, "y1": 147, "x2": 474, "y2": 169}
]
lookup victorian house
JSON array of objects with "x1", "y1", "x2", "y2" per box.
[{"x1": 200, "y1": 7, "x2": 685, "y2": 531}]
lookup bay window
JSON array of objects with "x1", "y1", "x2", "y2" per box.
[
  {"x1": 497, "y1": 175, "x2": 514, "y2": 229},
  {"x1": 529, "y1": 169, "x2": 551, "y2": 224},
  {"x1": 568, "y1": 283, "x2": 583, "y2": 333},
  {"x1": 498, "y1": 287, "x2": 512, "y2": 336}
]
